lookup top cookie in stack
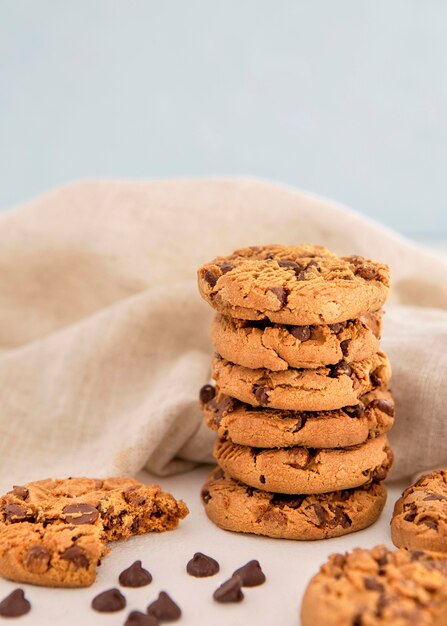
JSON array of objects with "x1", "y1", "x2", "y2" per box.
[{"x1": 198, "y1": 244, "x2": 393, "y2": 541}]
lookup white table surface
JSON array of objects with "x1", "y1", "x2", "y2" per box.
[{"x1": 0, "y1": 466, "x2": 406, "y2": 625}]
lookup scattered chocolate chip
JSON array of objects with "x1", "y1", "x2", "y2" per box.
[
  {"x1": 60, "y1": 545, "x2": 90, "y2": 569},
  {"x1": 92, "y1": 588, "x2": 126, "y2": 613},
  {"x1": 147, "y1": 592, "x2": 181, "y2": 621},
  {"x1": 259, "y1": 475, "x2": 266, "y2": 484},
  {"x1": 328, "y1": 323, "x2": 343, "y2": 334},
  {"x1": 186, "y1": 552, "x2": 220, "y2": 577},
  {"x1": 204, "y1": 270, "x2": 218, "y2": 288},
  {"x1": 364, "y1": 576, "x2": 384, "y2": 592},
  {"x1": 232, "y1": 560, "x2": 266, "y2": 587},
  {"x1": 119, "y1": 560, "x2": 152, "y2": 587},
  {"x1": 340, "y1": 339, "x2": 351, "y2": 356},
  {"x1": 125, "y1": 611, "x2": 158, "y2": 626},
  {"x1": 344, "y1": 402, "x2": 365, "y2": 418},
  {"x1": 369, "y1": 399, "x2": 395, "y2": 417},
  {"x1": 269, "y1": 286, "x2": 287, "y2": 307},
  {"x1": 219, "y1": 262, "x2": 233, "y2": 274},
  {"x1": 23, "y1": 545, "x2": 51, "y2": 574},
  {"x1": 201, "y1": 489, "x2": 211, "y2": 504},
  {"x1": 199, "y1": 384, "x2": 215, "y2": 404},
  {"x1": 0, "y1": 589, "x2": 31, "y2": 618},
  {"x1": 11, "y1": 486, "x2": 29, "y2": 500},
  {"x1": 213, "y1": 577, "x2": 244, "y2": 603},
  {"x1": 253, "y1": 385, "x2": 270, "y2": 405},
  {"x1": 63, "y1": 503, "x2": 99, "y2": 525},
  {"x1": 330, "y1": 360, "x2": 352, "y2": 378},
  {"x1": 3, "y1": 504, "x2": 29, "y2": 523},
  {"x1": 278, "y1": 260, "x2": 300, "y2": 269},
  {"x1": 123, "y1": 486, "x2": 146, "y2": 506},
  {"x1": 290, "y1": 325, "x2": 311, "y2": 342}
]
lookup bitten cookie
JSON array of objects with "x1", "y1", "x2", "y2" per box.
[
  {"x1": 0, "y1": 477, "x2": 188, "y2": 587},
  {"x1": 301, "y1": 545, "x2": 447, "y2": 626},
  {"x1": 391, "y1": 469, "x2": 447, "y2": 554},
  {"x1": 212, "y1": 351, "x2": 391, "y2": 411},
  {"x1": 202, "y1": 386, "x2": 395, "y2": 449},
  {"x1": 214, "y1": 434, "x2": 393, "y2": 494},
  {"x1": 198, "y1": 244, "x2": 390, "y2": 325},
  {"x1": 211, "y1": 311, "x2": 382, "y2": 371},
  {"x1": 201, "y1": 468, "x2": 387, "y2": 540}
]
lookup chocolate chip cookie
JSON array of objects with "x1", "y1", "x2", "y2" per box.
[
  {"x1": 211, "y1": 311, "x2": 382, "y2": 371},
  {"x1": 198, "y1": 245, "x2": 390, "y2": 325},
  {"x1": 212, "y1": 351, "x2": 391, "y2": 411},
  {"x1": 391, "y1": 470, "x2": 447, "y2": 554},
  {"x1": 202, "y1": 468, "x2": 387, "y2": 540},
  {"x1": 202, "y1": 385, "x2": 394, "y2": 449},
  {"x1": 301, "y1": 545, "x2": 447, "y2": 626},
  {"x1": 0, "y1": 477, "x2": 188, "y2": 587},
  {"x1": 214, "y1": 434, "x2": 393, "y2": 494}
]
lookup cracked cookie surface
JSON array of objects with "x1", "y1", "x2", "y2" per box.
[
  {"x1": 202, "y1": 385, "x2": 394, "y2": 449},
  {"x1": 201, "y1": 467, "x2": 386, "y2": 540},
  {"x1": 301, "y1": 545, "x2": 447, "y2": 626},
  {"x1": 212, "y1": 351, "x2": 391, "y2": 411},
  {"x1": 214, "y1": 434, "x2": 393, "y2": 494},
  {"x1": 391, "y1": 470, "x2": 447, "y2": 554},
  {"x1": 198, "y1": 244, "x2": 390, "y2": 325},
  {"x1": 0, "y1": 477, "x2": 188, "y2": 587},
  {"x1": 211, "y1": 311, "x2": 382, "y2": 371}
]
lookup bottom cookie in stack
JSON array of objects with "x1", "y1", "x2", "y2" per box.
[{"x1": 202, "y1": 467, "x2": 387, "y2": 540}]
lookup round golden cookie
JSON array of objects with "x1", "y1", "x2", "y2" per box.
[
  {"x1": 202, "y1": 386, "x2": 395, "y2": 449},
  {"x1": 198, "y1": 244, "x2": 390, "y2": 325},
  {"x1": 301, "y1": 545, "x2": 447, "y2": 626},
  {"x1": 214, "y1": 434, "x2": 393, "y2": 495},
  {"x1": 0, "y1": 477, "x2": 188, "y2": 587},
  {"x1": 211, "y1": 351, "x2": 391, "y2": 411},
  {"x1": 211, "y1": 311, "x2": 382, "y2": 371},
  {"x1": 201, "y1": 467, "x2": 387, "y2": 540},
  {"x1": 391, "y1": 469, "x2": 447, "y2": 555}
]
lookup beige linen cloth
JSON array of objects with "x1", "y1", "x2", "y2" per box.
[{"x1": 1, "y1": 178, "x2": 446, "y2": 490}]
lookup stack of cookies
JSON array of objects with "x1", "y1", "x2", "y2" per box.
[{"x1": 198, "y1": 245, "x2": 395, "y2": 540}]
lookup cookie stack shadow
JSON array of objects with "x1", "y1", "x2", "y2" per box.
[{"x1": 198, "y1": 245, "x2": 395, "y2": 540}]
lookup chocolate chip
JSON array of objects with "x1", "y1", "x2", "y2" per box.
[
  {"x1": 213, "y1": 577, "x2": 244, "y2": 603},
  {"x1": 340, "y1": 339, "x2": 351, "y2": 356},
  {"x1": 278, "y1": 260, "x2": 300, "y2": 269},
  {"x1": 119, "y1": 560, "x2": 152, "y2": 587},
  {"x1": 290, "y1": 325, "x2": 311, "y2": 342},
  {"x1": 423, "y1": 492, "x2": 447, "y2": 501},
  {"x1": 370, "y1": 368, "x2": 382, "y2": 387},
  {"x1": 371, "y1": 464, "x2": 389, "y2": 482},
  {"x1": 11, "y1": 486, "x2": 29, "y2": 500},
  {"x1": 0, "y1": 589, "x2": 31, "y2": 618},
  {"x1": 186, "y1": 552, "x2": 220, "y2": 577},
  {"x1": 92, "y1": 588, "x2": 126, "y2": 612},
  {"x1": 312, "y1": 504, "x2": 328, "y2": 526},
  {"x1": 259, "y1": 475, "x2": 266, "y2": 484},
  {"x1": 60, "y1": 545, "x2": 90, "y2": 569},
  {"x1": 344, "y1": 402, "x2": 365, "y2": 418},
  {"x1": 261, "y1": 510, "x2": 287, "y2": 526},
  {"x1": 123, "y1": 486, "x2": 146, "y2": 506},
  {"x1": 201, "y1": 488, "x2": 211, "y2": 504},
  {"x1": 211, "y1": 396, "x2": 238, "y2": 423},
  {"x1": 376, "y1": 553, "x2": 389, "y2": 567},
  {"x1": 23, "y1": 545, "x2": 51, "y2": 574},
  {"x1": 253, "y1": 385, "x2": 270, "y2": 405},
  {"x1": 420, "y1": 517, "x2": 438, "y2": 530},
  {"x1": 199, "y1": 384, "x2": 215, "y2": 404},
  {"x1": 369, "y1": 399, "x2": 395, "y2": 417},
  {"x1": 3, "y1": 503, "x2": 29, "y2": 523},
  {"x1": 214, "y1": 468, "x2": 224, "y2": 480},
  {"x1": 330, "y1": 360, "x2": 352, "y2": 378},
  {"x1": 328, "y1": 323, "x2": 343, "y2": 334},
  {"x1": 147, "y1": 591, "x2": 181, "y2": 620},
  {"x1": 332, "y1": 554, "x2": 346, "y2": 568},
  {"x1": 269, "y1": 286, "x2": 287, "y2": 307},
  {"x1": 352, "y1": 613, "x2": 363, "y2": 626},
  {"x1": 354, "y1": 265, "x2": 380, "y2": 281},
  {"x1": 331, "y1": 506, "x2": 352, "y2": 529},
  {"x1": 63, "y1": 503, "x2": 99, "y2": 525},
  {"x1": 204, "y1": 270, "x2": 218, "y2": 288},
  {"x1": 271, "y1": 494, "x2": 303, "y2": 509},
  {"x1": 404, "y1": 509, "x2": 417, "y2": 522},
  {"x1": 233, "y1": 560, "x2": 266, "y2": 586},
  {"x1": 219, "y1": 262, "x2": 233, "y2": 274},
  {"x1": 364, "y1": 576, "x2": 384, "y2": 592},
  {"x1": 125, "y1": 611, "x2": 158, "y2": 626},
  {"x1": 246, "y1": 486, "x2": 255, "y2": 497},
  {"x1": 295, "y1": 269, "x2": 307, "y2": 280},
  {"x1": 410, "y1": 551, "x2": 425, "y2": 561},
  {"x1": 292, "y1": 414, "x2": 308, "y2": 432}
]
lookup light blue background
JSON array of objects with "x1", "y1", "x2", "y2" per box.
[{"x1": 1, "y1": 1, "x2": 446, "y2": 236}]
